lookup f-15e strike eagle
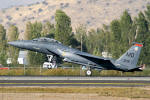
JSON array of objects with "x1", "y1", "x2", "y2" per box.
[{"x1": 8, "y1": 37, "x2": 144, "y2": 76}]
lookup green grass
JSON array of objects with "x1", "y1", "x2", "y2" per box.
[{"x1": 0, "y1": 67, "x2": 149, "y2": 76}]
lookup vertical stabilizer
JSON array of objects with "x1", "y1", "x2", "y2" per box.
[{"x1": 116, "y1": 43, "x2": 143, "y2": 69}]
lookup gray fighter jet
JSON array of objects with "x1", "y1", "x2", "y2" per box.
[{"x1": 8, "y1": 37, "x2": 144, "y2": 75}]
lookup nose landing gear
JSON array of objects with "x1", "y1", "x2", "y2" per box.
[{"x1": 47, "y1": 55, "x2": 57, "y2": 69}]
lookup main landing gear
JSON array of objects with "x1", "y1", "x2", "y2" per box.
[
  {"x1": 82, "y1": 66, "x2": 92, "y2": 76},
  {"x1": 84, "y1": 67, "x2": 102, "y2": 76},
  {"x1": 86, "y1": 67, "x2": 92, "y2": 76},
  {"x1": 86, "y1": 70, "x2": 92, "y2": 76}
]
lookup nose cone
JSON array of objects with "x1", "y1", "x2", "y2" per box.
[
  {"x1": 8, "y1": 40, "x2": 25, "y2": 48},
  {"x1": 8, "y1": 41, "x2": 18, "y2": 47}
]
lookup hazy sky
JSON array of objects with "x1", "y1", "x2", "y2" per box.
[{"x1": 0, "y1": 0, "x2": 44, "y2": 9}]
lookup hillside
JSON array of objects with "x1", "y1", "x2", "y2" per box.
[{"x1": 0, "y1": 0, "x2": 149, "y2": 38}]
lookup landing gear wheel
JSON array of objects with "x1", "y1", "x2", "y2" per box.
[{"x1": 86, "y1": 70, "x2": 92, "y2": 76}]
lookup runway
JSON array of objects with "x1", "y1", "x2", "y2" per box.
[{"x1": 0, "y1": 76, "x2": 150, "y2": 87}]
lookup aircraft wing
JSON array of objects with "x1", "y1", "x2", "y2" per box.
[
  {"x1": 74, "y1": 51, "x2": 116, "y2": 70},
  {"x1": 46, "y1": 48, "x2": 60, "y2": 57}
]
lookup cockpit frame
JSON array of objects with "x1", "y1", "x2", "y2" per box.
[{"x1": 32, "y1": 37, "x2": 61, "y2": 44}]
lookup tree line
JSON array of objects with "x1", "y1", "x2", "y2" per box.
[{"x1": 0, "y1": 5, "x2": 150, "y2": 67}]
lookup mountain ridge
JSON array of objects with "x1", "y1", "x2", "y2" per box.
[{"x1": 0, "y1": 0, "x2": 149, "y2": 38}]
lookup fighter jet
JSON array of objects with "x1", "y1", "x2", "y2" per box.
[{"x1": 8, "y1": 37, "x2": 144, "y2": 76}]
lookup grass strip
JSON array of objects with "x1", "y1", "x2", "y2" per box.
[
  {"x1": 0, "y1": 87, "x2": 150, "y2": 98},
  {"x1": 0, "y1": 68, "x2": 150, "y2": 76}
]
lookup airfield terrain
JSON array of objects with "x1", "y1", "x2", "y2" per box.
[
  {"x1": 0, "y1": 76, "x2": 150, "y2": 100},
  {"x1": 0, "y1": 0, "x2": 149, "y2": 39},
  {"x1": 0, "y1": 92, "x2": 150, "y2": 100},
  {"x1": 0, "y1": 0, "x2": 150, "y2": 100},
  {"x1": 0, "y1": 87, "x2": 150, "y2": 100}
]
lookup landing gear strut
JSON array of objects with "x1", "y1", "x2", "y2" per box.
[{"x1": 47, "y1": 55, "x2": 57, "y2": 69}]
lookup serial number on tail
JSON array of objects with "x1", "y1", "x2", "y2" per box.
[{"x1": 123, "y1": 59, "x2": 130, "y2": 63}]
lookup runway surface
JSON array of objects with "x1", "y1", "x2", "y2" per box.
[{"x1": 0, "y1": 76, "x2": 150, "y2": 87}]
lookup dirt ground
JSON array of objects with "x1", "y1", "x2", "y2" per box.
[{"x1": 0, "y1": 93, "x2": 149, "y2": 100}]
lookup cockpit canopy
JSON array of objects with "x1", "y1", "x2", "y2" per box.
[{"x1": 32, "y1": 37, "x2": 61, "y2": 44}]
